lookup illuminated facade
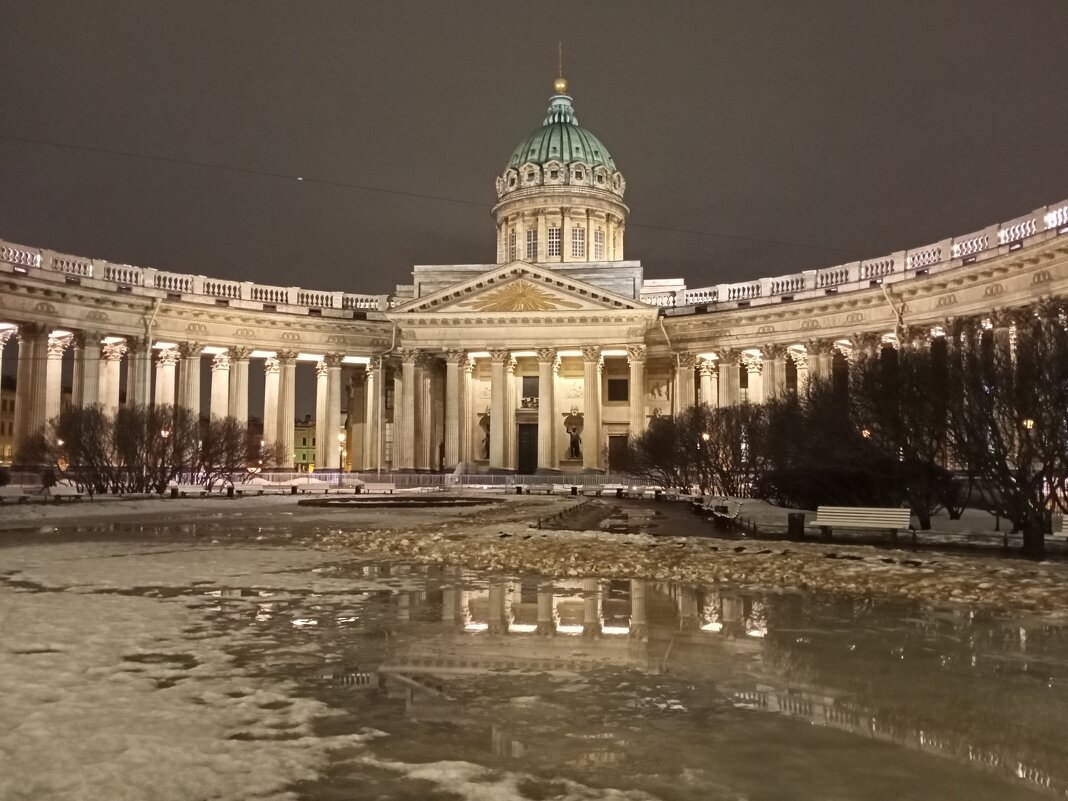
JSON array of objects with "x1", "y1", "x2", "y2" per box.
[{"x1": 1, "y1": 78, "x2": 1067, "y2": 470}]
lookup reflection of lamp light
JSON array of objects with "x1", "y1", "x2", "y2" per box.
[
  {"x1": 861, "y1": 429, "x2": 871, "y2": 438},
  {"x1": 701, "y1": 432, "x2": 710, "y2": 442},
  {"x1": 1023, "y1": 418, "x2": 1035, "y2": 430},
  {"x1": 161, "y1": 429, "x2": 170, "y2": 440},
  {"x1": 56, "y1": 439, "x2": 64, "y2": 446}
]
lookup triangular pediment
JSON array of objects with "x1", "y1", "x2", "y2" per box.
[{"x1": 390, "y1": 261, "x2": 651, "y2": 315}]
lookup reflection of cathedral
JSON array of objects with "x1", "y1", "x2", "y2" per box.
[{"x1": 269, "y1": 569, "x2": 1068, "y2": 797}]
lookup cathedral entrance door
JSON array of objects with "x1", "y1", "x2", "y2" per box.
[
  {"x1": 517, "y1": 423, "x2": 538, "y2": 475},
  {"x1": 608, "y1": 435, "x2": 629, "y2": 473}
]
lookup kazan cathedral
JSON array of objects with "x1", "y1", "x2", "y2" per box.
[{"x1": 1, "y1": 78, "x2": 1067, "y2": 473}]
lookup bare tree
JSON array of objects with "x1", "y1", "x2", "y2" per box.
[{"x1": 945, "y1": 306, "x2": 1068, "y2": 557}]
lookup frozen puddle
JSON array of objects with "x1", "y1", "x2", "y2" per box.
[{"x1": 1, "y1": 528, "x2": 1067, "y2": 800}]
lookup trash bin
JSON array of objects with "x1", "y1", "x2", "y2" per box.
[
  {"x1": 615, "y1": 487, "x2": 624, "y2": 499},
  {"x1": 353, "y1": 485, "x2": 361, "y2": 494},
  {"x1": 787, "y1": 512, "x2": 805, "y2": 541},
  {"x1": 654, "y1": 489, "x2": 663, "y2": 501},
  {"x1": 570, "y1": 485, "x2": 578, "y2": 496},
  {"x1": 226, "y1": 485, "x2": 235, "y2": 499},
  {"x1": 169, "y1": 487, "x2": 179, "y2": 499},
  {"x1": 290, "y1": 485, "x2": 298, "y2": 495},
  {"x1": 515, "y1": 485, "x2": 523, "y2": 495}
]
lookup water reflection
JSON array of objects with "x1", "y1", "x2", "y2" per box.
[{"x1": 216, "y1": 565, "x2": 1068, "y2": 799}]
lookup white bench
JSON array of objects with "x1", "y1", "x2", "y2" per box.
[
  {"x1": 361, "y1": 483, "x2": 396, "y2": 494},
  {"x1": 40, "y1": 485, "x2": 84, "y2": 502},
  {"x1": 174, "y1": 484, "x2": 209, "y2": 498},
  {"x1": 552, "y1": 483, "x2": 579, "y2": 496},
  {"x1": 709, "y1": 499, "x2": 743, "y2": 528},
  {"x1": 0, "y1": 486, "x2": 33, "y2": 503},
  {"x1": 814, "y1": 506, "x2": 913, "y2": 543}
]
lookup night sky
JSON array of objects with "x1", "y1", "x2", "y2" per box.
[{"x1": 2, "y1": 2, "x2": 1067, "y2": 297}]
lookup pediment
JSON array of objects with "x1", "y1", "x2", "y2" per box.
[{"x1": 390, "y1": 262, "x2": 652, "y2": 315}]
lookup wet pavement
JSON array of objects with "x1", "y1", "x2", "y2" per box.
[{"x1": 2, "y1": 520, "x2": 1066, "y2": 800}]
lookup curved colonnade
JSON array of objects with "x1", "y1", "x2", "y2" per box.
[{"x1": 1, "y1": 196, "x2": 1067, "y2": 471}]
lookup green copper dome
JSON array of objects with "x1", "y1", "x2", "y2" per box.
[{"x1": 505, "y1": 92, "x2": 617, "y2": 171}]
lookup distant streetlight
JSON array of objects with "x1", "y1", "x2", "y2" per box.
[
  {"x1": 701, "y1": 432, "x2": 710, "y2": 441},
  {"x1": 56, "y1": 439, "x2": 64, "y2": 447},
  {"x1": 861, "y1": 429, "x2": 872, "y2": 438},
  {"x1": 1023, "y1": 418, "x2": 1035, "y2": 430}
]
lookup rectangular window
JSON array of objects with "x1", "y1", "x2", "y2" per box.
[
  {"x1": 594, "y1": 229, "x2": 605, "y2": 260},
  {"x1": 525, "y1": 229, "x2": 537, "y2": 260},
  {"x1": 571, "y1": 227, "x2": 585, "y2": 258},
  {"x1": 607, "y1": 378, "x2": 629, "y2": 402},
  {"x1": 522, "y1": 375, "x2": 539, "y2": 398},
  {"x1": 547, "y1": 227, "x2": 561, "y2": 257},
  {"x1": 508, "y1": 230, "x2": 517, "y2": 261}
]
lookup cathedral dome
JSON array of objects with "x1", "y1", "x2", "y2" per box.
[
  {"x1": 495, "y1": 81, "x2": 626, "y2": 202},
  {"x1": 505, "y1": 93, "x2": 617, "y2": 172}
]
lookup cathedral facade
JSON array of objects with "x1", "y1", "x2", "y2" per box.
[{"x1": 1, "y1": 78, "x2": 1067, "y2": 473}]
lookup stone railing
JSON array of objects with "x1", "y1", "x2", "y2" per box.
[
  {"x1": 0, "y1": 244, "x2": 390, "y2": 315},
  {"x1": 660, "y1": 198, "x2": 1068, "y2": 310}
]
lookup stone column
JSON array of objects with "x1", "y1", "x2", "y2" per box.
[
  {"x1": 155, "y1": 347, "x2": 179, "y2": 406},
  {"x1": 536, "y1": 348, "x2": 556, "y2": 471},
  {"x1": 581, "y1": 346, "x2": 602, "y2": 470},
  {"x1": 276, "y1": 351, "x2": 297, "y2": 469},
  {"x1": 228, "y1": 347, "x2": 250, "y2": 424},
  {"x1": 125, "y1": 337, "x2": 151, "y2": 409},
  {"x1": 14, "y1": 324, "x2": 48, "y2": 451},
  {"x1": 417, "y1": 354, "x2": 434, "y2": 470},
  {"x1": 536, "y1": 580, "x2": 556, "y2": 636},
  {"x1": 489, "y1": 349, "x2": 510, "y2": 470},
  {"x1": 363, "y1": 357, "x2": 381, "y2": 471},
  {"x1": 394, "y1": 349, "x2": 418, "y2": 470},
  {"x1": 760, "y1": 345, "x2": 785, "y2": 401},
  {"x1": 627, "y1": 345, "x2": 646, "y2": 437},
  {"x1": 789, "y1": 349, "x2": 809, "y2": 394},
  {"x1": 176, "y1": 342, "x2": 202, "y2": 418},
  {"x1": 209, "y1": 351, "x2": 230, "y2": 419},
  {"x1": 505, "y1": 355, "x2": 517, "y2": 469},
  {"x1": 325, "y1": 354, "x2": 344, "y2": 471},
  {"x1": 675, "y1": 352, "x2": 697, "y2": 413},
  {"x1": 101, "y1": 340, "x2": 127, "y2": 416},
  {"x1": 443, "y1": 350, "x2": 465, "y2": 469},
  {"x1": 45, "y1": 332, "x2": 72, "y2": 425},
  {"x1": 698, "y1": 358, "x2": 717, "y2": 408},
  {"x1": 461, "y1": 356, "x2": 474, "y2": 463},
  {"x1": 315, "y1": 359, "x2": 329, "y2": 468},
  {"x1": 629, "y1": 579, "x2": 648, "y2": 641},
  {"x1": 718, "y1": 349, "x2": 739, "y2": 407},
  {"x1": 74, "y1": 332, "x2": 102, "y2": 409},
  {"x1": 741, "y1": 352, "x2": 762, "y2": 404},
  {"x1": 262, "y1": 356, "x2": 280, "y2": 453},
  {"x1": 582, "y1": 578, "x2": 602, "y2": 638}
]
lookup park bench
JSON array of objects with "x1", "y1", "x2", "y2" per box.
[
  {"x1": 174, "y1": 484, "x2": 209, "y2": 498},
  {"x1": 814, "y1": 506, "x2": 913, "y2": 544},
  {"x1": 361, "y1": 482, "x2": 396, "y2": 494},
  {"x1": 40, "y1": 485, "x2": 84, "y2": 502},
  {"x1": 710, "y1": 500, "x2": 743, "y2": 529},
  {"x1": 601, "y1": 483, "x2": 628, "y2": 498},
  {"x1": 0, "y1": 486, "x2": 32, "y2": 503},
  {"x1": 552, "y1": 483, "x2": 579, "y2": 496}
]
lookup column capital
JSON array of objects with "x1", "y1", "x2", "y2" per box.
[
  {"x1": 676, "y1": 352, "x2": 698, "y2": 369},
  {"x1": 264, "y1": 355, "x2": 280, "y2": 374},
  {"x1": 760, "y1": 344, "x2": 786, "y2": 361},
  {"x1": 368, "y1": 355, "x2": 383, "y2": 371},
  {"x1": 72, "y1": 330, "x2": 103, "y2": 350},
  {"x1": 178, "y1": 341, "x2": 203, "y2": 359},
  {"x1": 698, "y1": 358, "x2": 717, "y2": 377},
  {"x1": 804, "y1": 338, "x2": 837, "y2": 357},
  {"x1": 102, "y1": 340, "x2": 127, "y2": 361},
  {"x1": 228, "y1": 346, "x2": 251, "y2": 361},
  {"x1": 398, "y1": 347, "x2": 421, "y2": 364},
  {"x1": 211, "y1": 351, "x2": 231, "y2": 371},
  {"x1": 124, "y1": 335, "x2": 150, "y2": 354},
  {"x1": 17, "y1": 322, "x2": 48, "y2": 340},
  {"x1": 580, "y1": 345, "x2": 601, "y2": 362},
  {"x1": 716, "y1": 347, "x2": 739, "y2": 365},
  {"x1": 740, "y1": 351, "x2": 762, "y2": 372},
  {"x1": 443, "y1": 348, "x2": 468, "y2": 364},
  {"x1": 157, "y1": 347, "x2": 180, "y2": 367},
  {"x1": 489, "y1": 348, "x2": 511, "y2": 363},
  {"x1": 786, "y1": 348, "x2": 807, "y2": 368},
  {"x1": 275, "y1": 349, "x2": 297, "y2": 364},
  {"x1": 316, "y1": 358, "x2": 329, "y2": 377},
  {"x1": 0, "y1": 328, "x2": 13, "y2": 348},
  {"x1": 535, "y1": 347, "x2": 557, "y2": 363},
  {"x1": 324, "y1": 352, "x2": 346, "y2": 369},
  {"x1": 47, "y1": 332, "x2": 73, "y2": 357},
  {"x1": 626, "y1": 344, "x2": 646, "y2": 364}
]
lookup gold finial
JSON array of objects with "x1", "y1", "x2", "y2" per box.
[{"x1": 554, "y1": 42, "x2": 568, "y2": 94}]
